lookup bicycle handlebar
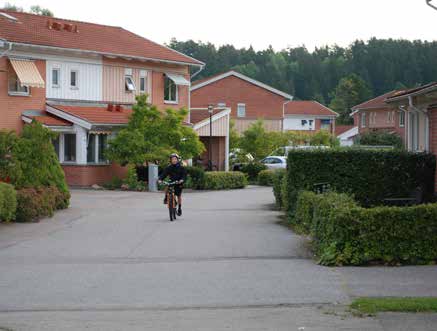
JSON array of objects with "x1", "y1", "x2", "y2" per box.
[{"x1": 160, "y1": 180, "x2": 182, "y2": 186}]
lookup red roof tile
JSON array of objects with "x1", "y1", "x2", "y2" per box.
[
  {"x1": 50, "y1": 104, "x2": 132, "y2": 125},
  {"x1": 285, "y1": 101, "x2": 337, "y2": 116},
  {"x1": 190, "y1": 108, "x2": 226, "y2": 124},
  {"x1": 25, "y1": 113, "x2": 72, "y2": 126},
  {"x1": 352, "y1": 90, "x2": 400, "y2": 110},
  {"x1": 335, "y1": 125, "x2": 354, "y2": 136},
  {"x1": 0, "y1": 10, "x2": 202, "y2": 65}
]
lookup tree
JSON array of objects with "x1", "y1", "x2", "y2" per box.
[
  {"x1": 229, "y1": 119, "x2": 240, "y2": 150},
  {"x1": 329, "y1": 74, "x2": 372, "y2": 124},
  {"x1": 106, "y1": 95, "x2": 205, "y2": 166},
  {"x1": 2, "y1": 2, "x2": 23, "y2": 11},
  {"x1": 30, "y1": 5, "x2": 54, "y2": 17},
  {"x1": 238, "y1": 120, "x2": 275, "y2": 160}
]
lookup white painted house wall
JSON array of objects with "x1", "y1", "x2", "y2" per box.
[
  {"x1": 283, "y1": 116, "x2": 316, "y2": 131},
  {"x1": 46, "y1": 59, "x2": 103, "y2": 101}
]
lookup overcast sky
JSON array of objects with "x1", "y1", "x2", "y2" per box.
[{"x1": 2, "y1": 0, "x2": 437, "y2": 51}]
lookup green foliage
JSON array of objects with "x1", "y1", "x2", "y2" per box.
[
  {"x1": 296, "y1": 191, "x2": 437, "y2": 266},
  {"x1": 238, "y1": 120, "x2": 275, "y2": 160},
  {"x1": 272, "y1": 169, "x2": 286, "y2": 208},
  {"x1": 285, "y1": 149, "x2": 436, "y2": 213},
  {"x1": 241, "y1": 162, "x2": 267, "y2": 181},
  {"x1": 329, "y1": 74, "x2": 372, "y2": 124},
  {"x1": 103, "y1": 177, "x2": 123, "y2": 190},
  {"x1": 15, "y1": 186, "x2": 69, "y2": 223},
  {"x1": 257, "y1": 169, "x2": 278, "y2": 186},
  {"x1": 351, "y1": 297, "x2": 437, "y2": 314},
  {"x1": 229, "y1": 119, "x2": 240, "y2": 150},
  {"x1": 355, "y1": 131, "x2": 404, "y2": 149},
  {"x1": 106, "y1": 95, "x2": 204, "y2": 166},
  {"x1": 0, "y1": 182, "x2": 16, "y2": 222},
  {"x1": 309, "y1": 130, "x2": 340, "y2": 147},
  {"x1": 122, "y1": 166, "x2": 146, "y2": 191},
  {"x1": 185, "y1": 166, "x2": 205, "y2": 189},
  {"x1": 29, "y1": 5, "x2": 54, "y2": 16},
  {"x1": 203, "y1": 171, "x2": 247, "y2": 190},
  {"x1": 1, "y1": 123, "x2": 69, "y2": 194}
]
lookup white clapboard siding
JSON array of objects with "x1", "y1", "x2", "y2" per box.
[
  {"x1": 196, "y1": 115, "x2": 228, "y2": 137},
  {"x1": 46, "y1": 60, "x2": 103, "y2": 101}
]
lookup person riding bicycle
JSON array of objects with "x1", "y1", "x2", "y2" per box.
[{"x1": 158, "y1": 153, "x2": 187, "y2": 216}]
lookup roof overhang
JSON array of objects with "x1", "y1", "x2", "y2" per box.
[
  {"x1": 386, "y1": 84, "x2": 437, "y2": 103},
  {"x1": 192, "y1": 108, "x2": 231, "y2": 130},
  {"x1": 46, "y1": 104, "x2": 92, "y2": 129},
  {"x1": 191, "y1": 70, "x2": 294, "y2": 100}
]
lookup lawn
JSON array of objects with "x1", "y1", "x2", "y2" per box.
[{"x1": 351, "y1": 297, "x2": 437, "y2": 314}]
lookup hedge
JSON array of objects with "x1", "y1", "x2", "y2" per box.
[
  {"x1": 272, "y1": 169, "x2": 286, "y2": 208},
  {"x1": 185, "y1": 166, "x2": 206, "y2": 189},
  {"x1": 0, "y1": 182, "x2": 16, "y2": 222},
  {"x1": 257, "y1": 169, "x2": 278, "y2": 186},
  {"x1": 294, "y1": 191, "x2": 437, "y2": 266},
  {"x1": 286, "y1": 149, "x2": 436, "y2": 213},
  {"x1": 15, "y1": 186, "x2": 70, "y2": 222},
  {"x1": 241, "y1": 162, "x2": 267, "y2": 181},
  {"x1": 203, "y1": 171, "x2": 247, "y2": 190}
]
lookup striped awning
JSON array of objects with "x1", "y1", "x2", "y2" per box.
[{"x1": 10, "y1": 59, "x2": 45, "y2": 88}]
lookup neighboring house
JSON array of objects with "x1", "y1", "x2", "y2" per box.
[
  {"x1": 335, "y1": 125, "x2": 358, "y2": 146},
  {"x1": 350, "y1": 90, "x2": 407, "y2": 144},
  {"x1": 190, "y1": 70, "x2": 294, "y2": 133},
  {"x1": 283, "y1": 101, "x2": 338, "y2": 134},
  {"x1": 0, "y1": 10, "x2": 209, "y2": 186}
]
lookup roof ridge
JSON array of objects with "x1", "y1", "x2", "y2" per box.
[{"x1": 352, "y1": 90, "x2": 399, "y2": 110}]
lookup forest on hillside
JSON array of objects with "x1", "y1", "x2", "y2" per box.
[{"x1": 169, "y1": 38, "x2": 437, "y2": 124}]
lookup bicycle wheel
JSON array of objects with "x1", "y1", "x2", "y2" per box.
[{"x1": 168, "y1": 193, "x2": 174, "y2": 221}]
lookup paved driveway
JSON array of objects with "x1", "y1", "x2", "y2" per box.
[{"x1": 0, "y1": 186, "x2": 436, "y2": 330}]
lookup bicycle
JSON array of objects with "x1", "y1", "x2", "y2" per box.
[{"x1": 161, "y1": 180, "x2": 180, "y2": 221}]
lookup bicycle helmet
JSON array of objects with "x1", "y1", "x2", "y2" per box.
[{"x1": 169, "y1": 153, "x2": 180, "y2": 160}]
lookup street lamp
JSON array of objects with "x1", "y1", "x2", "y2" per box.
[{"x1": 208, "y1": 104, "x2": 214, "y2": 171}]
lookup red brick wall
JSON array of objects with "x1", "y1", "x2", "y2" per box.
[
  {"x1": 152, "y1": 71, "x2": 189, "y2": 111},
  {"x1": 191, "y1": 75, "x2": 287, "y2": 120},
  {"x1": 0, "y1": 57, "x2": 46, "y2": 132},
  {"x1": 62, "y1": 163, "x2": 128, "y2": 186}
]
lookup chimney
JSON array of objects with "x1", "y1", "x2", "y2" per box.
[
  {"x1": 63, "y1": 23, "x2": 73, "y2": 32},
  {"x1": 107, "y1": 104, "x2": 114, "y2": 112},
  {"x1": 52, "y1": 21, "x2": 62, "y2": 30},
  {"x1": 115, "y1": 105, "x2": 123, "y2": 112}
]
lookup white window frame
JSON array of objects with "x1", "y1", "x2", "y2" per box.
[
  {"x1": 361, "y1": 112, "x2": 366, "y2": 128},
  {"x1": 70, "y1": 69, "x2": 79, "y2": 89},
  {"x1": 125, "y1": 75, "x2": 136, "y2": 92},
  {"x1": 86, "y1": 133, "x2": 109, "y2": 164},
  {"x1": 237, "y1": 103, "x2": 246, "y2": 118},
  {"x1": 399, "y1": 110, "x2": 405, "y2": 128},
  {"x1": 52, "y1": 67, "x2": 60, "y2": 88},
  {"x1": 62, "y1": 133, "x2": 77, "y2": 164},
  {"x1": 8, "y1": 70, "x2": 30, "y2": 96},
  {"x1": 139, "y1": 70, "x2": 147, "y2": 93},
  {"x1": 164, "y1": 75, "x2": 178, "y2": 104}
]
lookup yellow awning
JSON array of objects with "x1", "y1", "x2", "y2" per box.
[{"x1": 10, "y1": 59, "x2": 45, "y2": 88}]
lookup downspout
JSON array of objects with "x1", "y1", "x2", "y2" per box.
[{"x1": 282, "y1": 98, "x2": 294, "y2": 132}]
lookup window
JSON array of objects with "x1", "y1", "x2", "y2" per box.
[
  {"x1": 237, "y1": 103, "x2": 246, "y2": 118},
  {"x1": 52, "y1": 135, "x2": 60, "y2": 159},
  {"x1": 361, "y1": 112, "x2": 366, "y2": 128},
  {"x1": 164, "y1": 76, "x2": 177, "y2": 103},
  {"x1": 320, "y1": 119, "x2": 331, "y2": 130},
  {"x1": 63, "y1": 134, "x2": 76, "y2": 162},
  {"x1": 125, "y1": 76, "x2": 135, "y2": 92},
  {"x1": 98, "y1": 135, "x2": 108, "y2": 163},
  {"x1": 399, "y1": 111, "x2": 405, "y2": 127},
  {"x1": 87, "y1": 134, "x2": 96, "y2": 163},
  {"x1": 70, "y1": 70, "x2": 78, "y2": 88},
  {"x1": 217, "y1": 102, "x2": 226, "y2": 107},
  {"x1": 8, "y1": 71, "x2": 29, "y2": 95},
  {"x1": 52, "y1": 68, "x2": 60, "y2": 87},
  {"x1": 139, "y1": 70, "x2": 147, "y2": 93}
]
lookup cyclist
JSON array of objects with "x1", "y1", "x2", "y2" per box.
[{"x1": 158, "y1": 153, "x2": 187, "y2": 216}]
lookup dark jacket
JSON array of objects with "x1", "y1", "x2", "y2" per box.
[{"x1": 159, "y1": 162, "x2": 187, "y2": 182}]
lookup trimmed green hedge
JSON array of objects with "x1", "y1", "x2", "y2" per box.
[
  {"x1": 241, "y1": 162, "x2": 267, "y2": 181},
  {"x1": 185, "y1": 166, "x2": 206, "y2": 189},
  {"x1": 15, "y1": 186, "x2": 70, "y2": 223},
  {"x1": 203, "y1": 171, "x2": 247, "y2": 190},
  {"x1": 286, "y1": 149, "x2": 436, "y2": 212},
  {"x1": 272, "y1": 169, "x2": 286, "y2": 208},
  {"x1": 0, "y1": 182, "x2": 16, "y2": 222},
  {"x1": 257, "y1": 169, "x2": 278, "y2": 186},
  {"x1": 294, "y1": 191, "x2": 437, "y2": 266}
]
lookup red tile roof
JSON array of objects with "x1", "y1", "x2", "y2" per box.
[
  {"x1": 335, "y1": 125, "x2": 354, "y2": 136},
  {"x1": 190, "y1": 108, "x2": 226, "y2": 124},
  {"x1": 0, "y1": 10, "x2": 202, "y2": 66},
  {"x1": 25, "y1": 113, "x2": 72, "y2": 126},
  {"x1": 50, "y1": 104, "x2": 132, "y2": 125},
  {"x1": 352, "y1": 90, "x2": 400, "y2": 110},
  {"x1": 285, "y1": 101, "x2": 338, "y2": 117}
]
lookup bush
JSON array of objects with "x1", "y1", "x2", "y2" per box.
[
  {"x1": 185, "y1": 166, "x2": 205, "y2": 189},
  {"x1": 272, "y1": 169, "x2": 286, "y2": 208},
  {"x1": 203, "y1": 171, "x2": 247, "y2": 190},
  {"x1": 0, "y1": 182, "x2": 16, "y2": 221},
  {"x1": 355, "y1": 131, "x2": 404, "y2": 149},
  {"x1": 241, "y1": 162, "x2": 267, "y2": 181},
  {"x1": 257, "y1": 169, "x2": 278, "y2": 186},
  {"x1": 15, "y1": 186, "x2": 69, "y2": 222},
  {"x1": 286, "y1": 149, "x2": 436, "y2": 213},
  {"x1": 103, "y1": 176, "x2": 123, "y2": 190},
  {"x1": 295, "y1": 191, "x2": 437, "y2": 266}
]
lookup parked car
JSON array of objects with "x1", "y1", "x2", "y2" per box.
[{"x1": 260, "y1": 156, "x2": 287, "y2": 169}]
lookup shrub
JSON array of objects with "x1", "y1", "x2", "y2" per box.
[
  {"x1": 257, "y1": 169, "x2": 278, "y2": 186},
  {"x1": 272, "y1": 169, "x2": 286, "y2": 208},
  {"x1": 355, "y1": 131, "x2": 404, "y2": 149},
  {"x1": 203, "y1": 171, "x2": 247, "y2": 190},
  {"x1": 286, "y1": 149, "x2": 436, "y2": 213},
  {"x1": 185, "y1": 166, "x2": 205, "y2": 189},
  {"x1": 297, "y1": 191, "x2": 437, "y2": 266},
  {"x1": 103, "y1": 176, "x2": 123, "y2": 190},
  {"x1": 0, "y1": 182, "x2": 16, "y2": 221},
  {"x1": 122, "y1": 165, "x2": 146, "y2": 191},
  {"x1": 241, "y1": 162, "x2": 267, "y2": 181},
  {"x1": 15, "y1": 186, "x2": 68, "y2": 222}
]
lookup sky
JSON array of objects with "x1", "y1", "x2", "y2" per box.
[{"x1": 2, "y1": 0, "x2": 437, "y2": 51}]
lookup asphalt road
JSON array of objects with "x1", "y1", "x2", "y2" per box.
[{"x1": 0, "y1": 186, "x2": 436, "y2": 330}]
